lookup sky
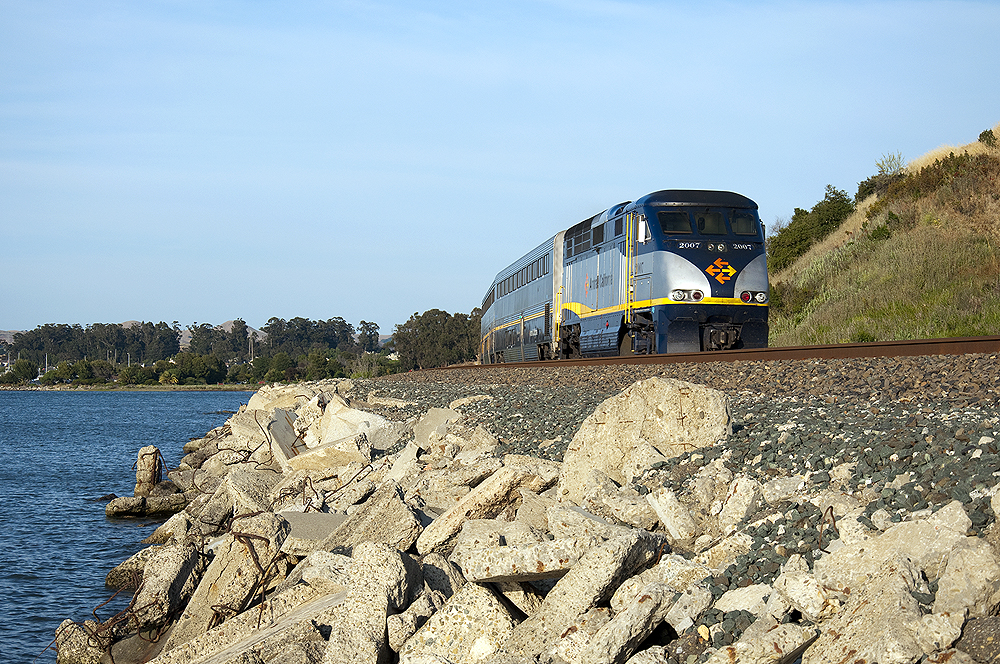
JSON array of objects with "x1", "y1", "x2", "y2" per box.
[{"x1": 2, "y1": 0, "x2": 999, "y2": 335}]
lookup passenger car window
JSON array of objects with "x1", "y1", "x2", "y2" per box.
[
  {"x1": 731, "y1": 210, "x2": 758, "y2": 235},
  {"x1": 695, "y1": 211, "x2": 726, "y2": 235},
  {"x1": 657, "y1": 211, "x2": 692, "y2": 235}
]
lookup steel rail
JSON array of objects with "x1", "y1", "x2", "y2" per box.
[{"x1": 434, "y1": 336, "x2": 1000, "y2": 371}]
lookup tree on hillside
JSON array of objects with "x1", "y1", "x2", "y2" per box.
[
  {"x1": 187, "y1": 323, "x2": 224, "y2": 356},
  {"x1": 128, "y1": 322, "x2": 181, "y2": 363},
  {"x1": 228, "y1": 319, "x2": 250, "y2": 361},
  {"x1": 261, "y1": 316, "x2": 356, "y2": 357},
  {"x1": 87, "y1": 323, "x2": 126, "y2": 361},
  {"x1": 358, "y1": 320, "x2": 380, "y2": 353},
  {"x1": 766, "y1": 185, "x2": 854, "y2": 272},
  {"x1": 173, "y1": 352, "x2": 226, "y2": 384},
  {"x1": 10, "y1": 324, "x2": 85, "y2": 366}
]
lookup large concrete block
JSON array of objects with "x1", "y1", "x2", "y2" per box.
[
  {"x1": 227, "y1": 407, "x2": 300, "y2": 472},
  {"x1": 322, "y1": 542, "x2": 422, "y2": 664},
  {"x1": 704, "y1": 624, "x2": 817, "y2": 664},
  {"x1": 412, "y1": 408, "x2": 461, "y2": 447},
  {"x1": 500, "y1": 529, "x2": 663, "y2": 659},
  {"x1": 557, "y1": 378, "x2": 730, "y2": 506},
  {"x1": 803, "y1": 556, "x2": 962, "y2": 664},
  {"x1": 278, "y1": 512, "x2": 349, "y2": 556},
  {"x1": 574, "y1": 582, "x2": 679, "y2": 664},
  {"x1": 318, "y1": 480, "x2": 422, "y2": 554},
  {"x1": 159, "y1": 512, "x2": 290, "y2": 652},
  {"x1": 416, "y1": 467, "x2": 533, "y2": 555},
  {"x1": 134, "y1": 445, "x2": 163, "y2": 497},
  {"x1": 933, "y1": 536, "x2": 1000, "y2": 617},
  {"x1": 547, "y1": 504, "x2": 630, "y2": 542},
  {"x1": 152, "y1": 585, "x2": 342, "y2": 664},
  {"x1": 319, "y1": 394, "x2": 398, "y2": 452},
  {"x1": 813, "y1": 500, "x2": 972, "y2": 592},
  {"x1": 129, "y1": 542, "x2": 203, "y2": 631},
  {"x1": 399, "y1": 583, "x2": 518, "y2": 664},
  {"x1": 456, "y1": 538, "x2": 596, "y2": 584}
]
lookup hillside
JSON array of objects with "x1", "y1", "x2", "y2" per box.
[{"x1": 768, "y1": 122, "x2": 1000, "y2": 346}]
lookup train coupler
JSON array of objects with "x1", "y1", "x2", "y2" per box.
[{"x1": 702, "y1": 324, "x2": 741, "y2": 351}]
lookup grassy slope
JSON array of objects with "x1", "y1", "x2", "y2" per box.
[{"x1": 768, "y1": 123, "x2": 1000, "y2": 346}]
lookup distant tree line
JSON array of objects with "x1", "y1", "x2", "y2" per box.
[
  {"x1": 1, "y1": 309, "x2": 483, "y2": 385},
  {"x1": 392, "y1": 308, "x2": 481, "y2": 371},
  {"x1": 4, "y1": 321, "x2": 181, "y2": 368}
]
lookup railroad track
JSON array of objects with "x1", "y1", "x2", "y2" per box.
[{"x1": 446, "y1": 336, "x2": 1000, "y2": 370}]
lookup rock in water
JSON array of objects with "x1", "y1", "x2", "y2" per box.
[{"x1": 134, "y1": 445, "x2": 162, "y2": 497}]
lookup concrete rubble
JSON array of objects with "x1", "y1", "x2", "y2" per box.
[{"x1": 56, "y1": 376, "x2": 1000, "y2": 664}]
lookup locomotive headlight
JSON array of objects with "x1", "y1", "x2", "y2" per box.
[
  {"x1": 740, "y1": 291, "x2": 752, "y2": 303},
  {"x1": 755, "y1": 291, "x2": 768, "y2": 303},
  {"x1": 670, "y1": 289, "x2": 705, "y2": 302}
]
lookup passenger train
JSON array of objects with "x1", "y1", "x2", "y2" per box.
[{"x1": 480, "y1": 190, "x2": 769, "y2": 363}]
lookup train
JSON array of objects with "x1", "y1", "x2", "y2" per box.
[{"x1": 479, "y1": 189, "x2": 769, "y2": 363}]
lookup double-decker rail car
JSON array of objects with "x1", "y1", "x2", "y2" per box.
[{"x1": 480, "y1": 190, "x2": 768, "y2": 363}]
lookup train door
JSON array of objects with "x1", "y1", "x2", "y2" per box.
[
  {"x1": 519, "y1": 314, "x2": 525, "y2": 361},
  {"x1": 634, "y1": 275, "x2": 651, "y2": 305},
  {"x1": 622, "y1": 211, "x2": 656, "y2": 354}
]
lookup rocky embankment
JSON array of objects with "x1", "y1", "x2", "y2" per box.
[{"x1": 55, "y1": 353, "x2": 1000, "y2": 664}]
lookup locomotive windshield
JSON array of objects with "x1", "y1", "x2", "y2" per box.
[
  {"x1": 653, "y1": 207, "x2": 761, "y2": 239},
  {"x1": 656, "y1": 211, "x2": 692, "y2": 234},
  {"x1": 731, "y1": 210, "x2": 758, "y2": 235},
  {"x1": 694, "y1": 211, "x2": 726, "y2": 235}
]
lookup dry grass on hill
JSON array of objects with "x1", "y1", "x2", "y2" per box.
[
  {"x1": 768, "y1": 123, "x2": 1000, "y2": 347},
  {"x1": 908, "y1": 121, "x2": 1000, "y2": 171}
]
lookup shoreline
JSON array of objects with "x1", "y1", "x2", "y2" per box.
[{"x1": 0, "y1": 383, "x2": 257, "y2": 392}]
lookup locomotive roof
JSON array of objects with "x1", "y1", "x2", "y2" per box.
[{"x1": 634, "y1": 190, "x2": 758, "y2": 209}]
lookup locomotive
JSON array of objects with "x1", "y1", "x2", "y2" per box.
[{"x1": 479, "y1": 189, "x2": 768, "y2": 363}]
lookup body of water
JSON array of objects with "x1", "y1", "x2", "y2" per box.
[{"x1": 0, "y1": 389, "x2": 252, "y2": 662}]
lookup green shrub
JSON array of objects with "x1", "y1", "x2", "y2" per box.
[
  {"x1": 876, "y1": 151, "x2": 906, "y2": 175},
  {"x1": 856, "y1": 172, "x2": 906, "y2": 203},
  {"x1": 767, "y1": 185, "x2": 854, "y2": 272},
  {"x1": 980, "y1": 129, "x2": 997, "y2": 148},
  {"x1": 850, "y1": 330, "x2": 877, "y2": 343},
  {"x1": 4, "y1": 359, "x2": 38, "y2": 383},
  {"x1": 769, "y1": 282, "x2": 817, "y2": 317},
  {"x1": 869, "y1": 224, "x2": 891, "y2": 241}
]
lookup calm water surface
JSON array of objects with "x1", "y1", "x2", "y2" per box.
[{"x1": 0, "y1": 390, "x2": 252, "y2": 662}]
